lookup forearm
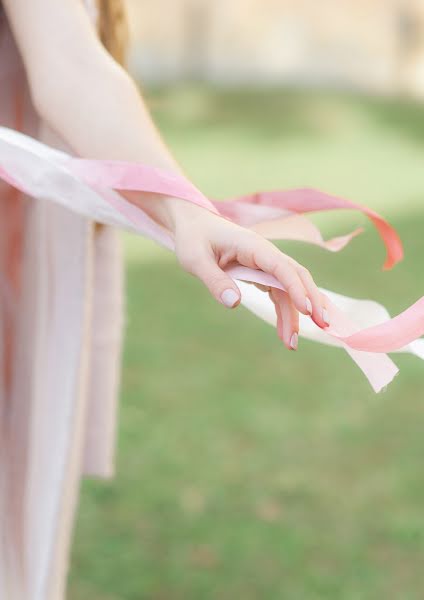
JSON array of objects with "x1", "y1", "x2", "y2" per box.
[
  {"x1": 3, "y1": 0, "x2": 197, "y2": 231},
  {"x1": 35, "y1": 58, "x2": 190, "y2": 230}
]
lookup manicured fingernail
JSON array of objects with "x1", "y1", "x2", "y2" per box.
[
  {"x1": 305, "y1": 297, "x2": 313, "y2": 314},
  {"x1": 322, "y1": 308, "x2": 330, "y2": 326},
  {"x1": 221, "y1": 289, "x2": 239, "y2": 308},
  {"x1": 290, "y1": 332, "x2": 298, "y2": 350}
]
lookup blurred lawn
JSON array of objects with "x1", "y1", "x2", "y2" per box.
[{"x1": 69, "y1": 87, "x2": 424, "y2": 600}]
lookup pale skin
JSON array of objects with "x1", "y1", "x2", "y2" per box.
[{"x1": 3, "y1": 0, "x2": 329, "y2": 350}]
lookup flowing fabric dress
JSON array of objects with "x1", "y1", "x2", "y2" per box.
[
  {"x1": 0, "y1": 3, "x2": 124, "y2": 598},
  {"x1": 1, "y1": 2, "x2": 424, "y2": 599}
]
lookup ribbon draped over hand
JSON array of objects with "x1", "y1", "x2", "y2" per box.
[{"x1": 0, "y1": 126, "x2": 423, "y2": 393}]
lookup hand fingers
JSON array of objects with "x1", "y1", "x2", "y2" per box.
[
  {"x1": 180, "y1": 250, "x2": 241, "y2": 308},
  {"x1": 252, "y1": 244, "x2": 311, "y2": 316},
  {"x1": 296, "y1": 266, "x2": 329, "y2": 328},
  {"x1": 244, "y1": 238, "x2": 329, "y2": 326},
  {"x1": 270, "y1": 288, "x2": 299, "y2": 350},
  {"x1": 280, "y1": 291, "x2": 299, "y2": 350}
]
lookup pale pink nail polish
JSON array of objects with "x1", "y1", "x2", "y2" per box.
[
  {"x1": 221, "y1": 289, "x2": 239, "y2": 308},
  {"x1": 290, "y1": 332, "x2": 298, "y2": 350},
  {"x1": 305, "y1": 297, "x2": 313, "y2": 314}
]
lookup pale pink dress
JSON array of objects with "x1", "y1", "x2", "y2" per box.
[{"x1": 0, "y1": 2, "x2": 124, "y2": 598}]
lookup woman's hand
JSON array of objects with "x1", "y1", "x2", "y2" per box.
[{"x1": 171, "y1": 202, "x2": 329, "y2": 351}]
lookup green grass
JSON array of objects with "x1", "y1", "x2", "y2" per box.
[{"x1": 69, "y1": 86, "x2": 424, "y2": 600}]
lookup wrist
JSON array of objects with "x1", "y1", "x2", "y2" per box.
[
  {"x1": 121, "y1": 191, "x2": 214, "y2": 234},
  {"x1": 163, "y1": 197, "x2": 210, "y2": 231}
]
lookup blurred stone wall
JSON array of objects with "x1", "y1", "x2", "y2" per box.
[
  {"x1": 397, "y1": 0, "x2": 424, "y2": 96},
  {"x1": 126, "y1": 0, "x2": 424, "y2": 96}
]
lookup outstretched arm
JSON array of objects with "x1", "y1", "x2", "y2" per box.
[{"x1": 2, "y1": 0, "x2": 329, "y2": 347}]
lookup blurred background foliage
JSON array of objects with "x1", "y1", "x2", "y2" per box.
[{"x1": 70, "y1": 2, "x2": 424, "y2": 598}]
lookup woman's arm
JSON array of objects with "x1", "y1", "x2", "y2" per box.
[
  {"x1": 3, "y1": 0, "x2": 329, "y2": 346},
  {"x1": 3, "y1": 0, "x2": 183, "y2": 229}
]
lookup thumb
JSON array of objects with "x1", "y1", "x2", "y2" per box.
[{"x1": 188, "y1": 256, "x2": 241, "y2": 308}]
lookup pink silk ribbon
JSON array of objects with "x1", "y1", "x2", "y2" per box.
[
  {"x1": 0, "y1": 126, "x2": 423, "y2": 392},
  {"x1": 71, "y1": 159, "x2": 401, "y2": 269},
  {"x1": 224, "y1": 189, "x2": 403, "y2": 270}
]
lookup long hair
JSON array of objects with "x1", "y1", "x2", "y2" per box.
[
  {"x1": 94, "y1": 0, "x2": 129, "y2": 238},
  {"x1": 96, "y1": 0, "x2": 129, "y2": 66}
]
